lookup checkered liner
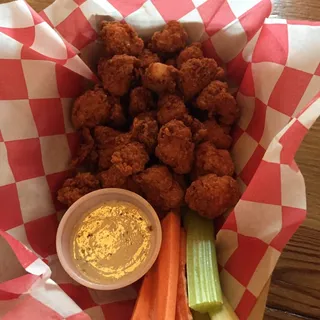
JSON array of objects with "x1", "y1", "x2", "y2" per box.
[{"x1": 0, "y1": 0, "x2": 319, "y2": 319}]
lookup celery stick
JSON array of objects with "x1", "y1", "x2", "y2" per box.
[
  {"x1": 209, "y1": 295, "x2": 239, "y2": 320},
  {"x1": 184, "y1": 210, "x2": 223, "y2": 313}
]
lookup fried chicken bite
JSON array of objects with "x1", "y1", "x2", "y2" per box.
[
  {"x1": 129, "y1": 87, "x2": 155, "y2": 117},
  {"x1": 143, "y1": 62, "x2": 179, "y2": 94},
  {"x1": 111, "y1": 142, "x2": 149, "y2": 176},
  {"x1": 196, "y1": 80, "x2": 240, "y2": 125},
  {"x1": 115, "y1": 132, "x2": 134, "y2": 148},
  {"x1": 106, "y1": 96, "x2": 127, "y2": 129},
  {"x1": 98, "y1": 165, "x2": 127, "y2": 188},
  {"x1": 155, "y1": 120, "x2": 194, "y2": 174},
  {"x1": 93, "y1": 126, "x2": 120, "y2": 170},
  {"x1": 157, "y1": 94, "x2": 192, "y2": 126},
  {"x1": 138, "y1": 49, "x2": 160, "y2": 68},
  {"x1": 176, "y1": 42, "x2": 203, "y2": 68},
  {"x1": 72, "y1": 87, "x2": 111, "y2": 129},
  {"x1": 94, "y1": 126, "x2": 120, "y2": 148},
  {"x1": 133, "y1": 165, "x2": 184, "y2": 212},
  {"x1": 185, "y1": 174, "x2": 240, "y2": 219},
  {"x1": 179, "y1": 58, "x2": 218, "y2": 100},
  {"x1": 215, "y1": 67, "x2": 225, "y2": 81},
  {"x1": 98, "y1": 55, "x2": 140, "y2": 96},
  {"x1": 203, "y1": 119, "x2": 232, "y2": 149},
  {"x1": 193, "y1": 142, "x2": 234, "y2": 179},
  {"x1": 57, "y1": 173, "x2": 100, "y2": 207},
  {"x1": 71, "y1": 128, "x2": 95, "y2": 168},
  {"x1": 131, "y1": 112, "x2": 159, "y2": 153},
  {"x1": 151, "y1": 21, "x2": 188, "y2": 53},
  {"x1": 100, "y1": 21, "x2": 144, "y2": 56},
  {"x1": 190, "y1": 118, "x2": 208, "y2": 144}
]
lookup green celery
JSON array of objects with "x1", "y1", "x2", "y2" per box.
[
  {"x1": 184, "y1": 210, "x2": 223, "y2": 313},
  {"x1": 209, "y1": 295, "x2": 239, "y2": 320}
]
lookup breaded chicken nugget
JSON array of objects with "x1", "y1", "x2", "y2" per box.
[
  {"x1": 115, "y1": 132, "x2": 134, "y2": 148},
  {"x1": 94, "y1": 126, "x2": 120, "y2": 170},
  {"x1": 129, "y1": 87, "x2": 155, "y2": 117},
  {"x1": 131, "y1": 112, "x2": 159, "y2": 153},
  {"x1": 176, "y1": 42, "x2": 203, "y2": 68},
  {"x1": 151, "y1": 21, "x2": 188, "y2": 53},
  {"x1": 215, "y1": 67, "x2": 225, "y2": 81},
  {"x1": 203, "y1": 119, "x2": 232, "y2": 149},
  {"x1": 179, "y1": 58, "x2": 218, "y2": 100},
  {"x1": 155, "y1": 120, "x2": 194, "y2": 174},
  {"x1": 111, "y1": 142, "x2": 149, "y2": 176},
  {"x1": 72, "y1": 87, "x2": 111, "y2": 129},
  {"x1": 190, "y1": 118, "x2": 208, "y2": 144},
  {"x1": 98, "y1": 55, "x2": 140, "y2": 96},
  {"x1": 98, "y1": 165, "x2": 127, "y2": 188},
  {"x1": 133, "y1": 165, "x2": 184, "y2": 211},
  {"x1": 143, "y1": 62, "x2": 179, "y2": 94},
  {"x1": 185, "y1": 174, "x2": 240, "y2": 219},
  {"x1": 157, "y1": 94, "x2": 192, "y2": 126},
  {"x1": 107, "y1": 97, "x2": 127, "y2": 129},
  {"x1": 57, "y1": 173, "x2": 100, "y2": 207},
  {"x1": 100, "y1": 21, "x2": 144, "y2": 56},
  {"x1": 138, "y1": 49, "x2": 160, "y2": 68},
  {"x1": 196, "y1": 80, "x2": 240, "y2": 125},
  {"x1": 193, "y1": 141, "x2": 234, "y2": 178},
  {"x1": 71, "y1": 128, "x2": 95, "y2": 168}
]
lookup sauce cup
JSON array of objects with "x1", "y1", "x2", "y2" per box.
[{"x1": 56, "y1": 188, "x2": 162, "y2": 290}]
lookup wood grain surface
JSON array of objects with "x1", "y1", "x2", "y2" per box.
[{"x1": 2, "y1": 1, "x2": 320, "y2": 320}]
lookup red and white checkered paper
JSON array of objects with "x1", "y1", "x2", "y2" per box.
[{"x1": 0, "y1": 0, "x2": 319, "y2": 319}]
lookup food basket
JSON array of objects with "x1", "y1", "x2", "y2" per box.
[{"x1": 0, "y1": 0, "x2": 319, "y2": 319}]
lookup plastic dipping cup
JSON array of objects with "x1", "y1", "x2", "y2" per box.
[{"x1": 56, "y1": 188, "x2": 162, "y2": 290}]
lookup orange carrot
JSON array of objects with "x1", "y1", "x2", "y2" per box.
[
  {"x1": 131, "y1": 265, "x2": 155, "y2": 320},
  {"x1": 131, "y1": 211, "x2": 181, "y2": 320},
  {"x1": 176, "y1": 228, "x2": 193, "y2": 320},
  {"x1": 154, "y1": 211, "x2": 181, "y2": 320}
]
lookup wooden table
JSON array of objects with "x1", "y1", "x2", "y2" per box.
[{"x1": 2, "y1": 0, "x2": 320, "y2": 319}]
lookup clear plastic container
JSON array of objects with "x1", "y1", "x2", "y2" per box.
[{"x1": 56, "y1": 188, "x2": 162, "y2": 290}]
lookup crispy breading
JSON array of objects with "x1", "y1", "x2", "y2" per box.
[
  {"x1": 98, "y1": 55, "x2": 140, "y2": 96},
  {"x1": 193, "y1": 141, "x2": 234, "y2": 178},
  {"x1": 176, "y1": 42, "x2": 203, "y2": 68},
  {"x1": 157, "y1": 94, "x2": 192, "y2": 126},
  {"x1": 143, "y1": 62, "x2": 179, "y2": 94},
  {"x1": 151, "y1": 21, "x2": 188, "y2": 53},
  {"x1": 203, "y1": 119, "x2": 232, "y2": 149},
  {"x1": 133, "y1": 165, "x2": 184, "y2": 211},
  {"x1": 131, "y1": 112, "x2": 159, "y2": 153},
  {"x1": 111, "y1": 142, "x2": 149, "y2": 176},
  {"x1": 72, "y1": 87, "x2": 111, "y2": 129},
  {"x1": 129, "y1": 87, "x2": 155, "y2": 117},
  {"x1": 57, "y1": 173, "x2": 100, "y2": 207},
  {"x1": 155, "y1": 120, "x2": 194, "y2": 174},
  {"x1": 100, "y1": 21, "x2": 144, "y2": 56},
  {"x1": 196, "y1": 80, "x2": 240, "y2": 125},
  {"x1": 179, "y1": 58, "x2": 218, "y2": 100},
  {"x1": 138, "y1": 49, "x2": 161, "y2": 68},
  {"x1": 185, "y1": 174, "x2": 240, "y2": 219}
]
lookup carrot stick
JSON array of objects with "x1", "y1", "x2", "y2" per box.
[
  {"x1": 176, "y1": 228, "x2": 193, "y2": 320},
  {"x1": 154, "y1": 211, "x2": 181, "y2": 320},
  {"x1": 131, "y1": 264, "x2": 156, "y2": 320},
  {"x1": 131, "y1": 211, "x2": 181, "y2": 320}
]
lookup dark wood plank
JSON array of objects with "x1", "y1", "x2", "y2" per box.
[{"x1": 264, "y1": 307, "x2": 318, "y2": 320}]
